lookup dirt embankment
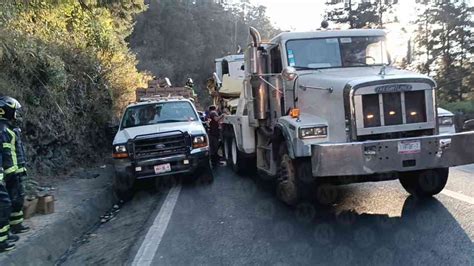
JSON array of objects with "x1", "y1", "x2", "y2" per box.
[{"x1": 0, "y1": 39, "x2": 113, "y2": 179}]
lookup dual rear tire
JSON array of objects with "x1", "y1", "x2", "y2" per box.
[{"x1": 224, "y1": 135, "x2": 246, "y2": 174}]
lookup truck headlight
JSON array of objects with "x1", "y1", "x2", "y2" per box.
[
  {"x1": 192, "y1": 135, "x2": 208, "y2": 148},
  {"x1": 113, "y1": 144, "x2": 128, "y2": 159},
  {"x1": 299, "y1": 126, "x2": 328, "y2": 139},
  {"x1": 438, "y1": 116, "x2": 453, "y2": 126}
]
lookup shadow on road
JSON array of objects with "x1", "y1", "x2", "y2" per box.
[
  {"x1": 180, "y1": 167, "x2": 473, "y2": 266},
  {"x1": 124, "y1": 166, "x2": 472, "y2": 266}
]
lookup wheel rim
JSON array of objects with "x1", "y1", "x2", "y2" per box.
[
  {"x1": 278, "y1": 154, "x2": 298, "y2": 204},
  {"x1": 232, "y1": 138, "x2": 238, "y2": 165}
]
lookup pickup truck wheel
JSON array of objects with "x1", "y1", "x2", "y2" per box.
[
  {"x1": 276, "y1": 145, "x2": 311, "y2": 206},
  {"x1": 113, "y1": 171, "x2": 135, "y2": 202},
  {"x1": 198, "y1": 160, "x2": 214, "y2": 184},
  {"x1": 399, "y1": 168, "x2": 449, "y2": 197}
]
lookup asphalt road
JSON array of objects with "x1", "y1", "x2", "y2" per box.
[{"x1": 61, "y1": 164, "x2": 474, "y2": 266}]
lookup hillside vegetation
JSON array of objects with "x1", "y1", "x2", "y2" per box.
[
  {"x1": 0, "y1": 1, "x2": 149, "y2": 176},
  {"x1": 130, "y1": 0, "x2": 279, "y2": 107}
]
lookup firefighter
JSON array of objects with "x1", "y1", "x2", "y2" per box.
[
  {"x1": 185, "y1": 78, "x2": 197, "y2": 97},
  {"x1": 0, "y1": 97, "x2": 29, "y2": 245}
]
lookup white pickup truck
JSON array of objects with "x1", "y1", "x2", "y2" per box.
[{"x1": 112, "y1": 98, "x2": 213, "y2": 199}]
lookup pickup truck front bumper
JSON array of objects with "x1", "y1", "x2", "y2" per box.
[
  {"x1": 114, "y1": 147, "x2": 209, "y2": 180},
  {"x1": 311, "y1": 131, "x2": 474, "y2": 177}
]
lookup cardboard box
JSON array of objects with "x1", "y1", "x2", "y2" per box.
[
  {"x1": 23, "y1": 198, "x2": 38, "y2": 219},
  {"x1": 37, "y1": 195, "x2": 55, "y2": 214}
]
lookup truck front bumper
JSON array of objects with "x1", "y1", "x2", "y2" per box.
[
  {"x1": 311, "y1": 131, "x2": 474, "y2": 177},
  {"x1": 114, "y1": 148, "x2": 210, "y2": 180}
]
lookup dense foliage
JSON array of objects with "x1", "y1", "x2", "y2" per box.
[
  {"x1": 130, "y1": 0, "x2": 279, "y2": 108},
  {"x1": 0, "y1": 0, "x2": 148, "y2": 176},
  {"x1": 325, "y1": 0, "x2": 397, "y2": 29},
  {"x1": 413, "y1": 0, "x2": 473, "y2": 104}
]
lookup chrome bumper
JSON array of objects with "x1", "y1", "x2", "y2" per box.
[
  {"x1": 311, "y1": 131, "x2": 474, "y2": 177},
  {"x1": 113, "y1": 148, "x2": 209, "y2": 180}
]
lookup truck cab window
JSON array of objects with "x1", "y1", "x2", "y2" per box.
[
  {"x1": 222, "y1": 60, "x2": 229, "y2": 75},
  {"x1": 286, "y1": 36, "x2": 388, "y2": 69},
  {"x1": 270, "y1": 46, "x2": 282, "y2": 73}
]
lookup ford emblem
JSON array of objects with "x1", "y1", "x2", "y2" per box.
[{"x1": 155, "y1": 144, "x2": 166, "y2": 149}]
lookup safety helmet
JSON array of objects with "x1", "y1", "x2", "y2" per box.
[
  {"x1": 0, "y1": 96, "x2": 22, "y2": 121},
  {"x1": 186, "y1": 78, "x2": 194, "y2": 87}
]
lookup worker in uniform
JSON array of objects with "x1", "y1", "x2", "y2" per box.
[
  {"x1": 208, "y1": 105, "x2": 228, "y2": 166},
  {"x1": 0, "y1": 96, "x2": 30, "y2": 252},
  {"x1": 11, "y1": 126, "x2": 30, "y2": 234},
  {"x1": 185, "y1": 78, "x2": 197, "y2": 97}
]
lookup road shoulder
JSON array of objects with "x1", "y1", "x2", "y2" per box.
[{"x1": 0, "y1": 166, "x2": 116, "y2": 266}]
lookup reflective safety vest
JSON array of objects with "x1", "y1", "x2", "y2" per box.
[
  {"x1": 13, "y1": 128, "x2": 26, "y2": 175},
  {"x1": 0, "y1": 121, "x2": 18, "y2": 180}
]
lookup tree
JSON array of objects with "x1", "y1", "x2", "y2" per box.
[
  {"x1": 129, "y1": 0, "x2": 279, "y2": 107},
  {"x1": 413, "y1": 0, "x2": 473, "y2": 102},
  {"x1": 325, "y1": 0, "x2": 397, "y2": 29}
]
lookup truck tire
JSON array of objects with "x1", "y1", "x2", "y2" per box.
[
  {"x1": 229, "y1": 136, "x2": 245, "y2": 174},
  {"x1": 113, "y1": 171, "x2": 135, "y2": 202},
  {"x1": 224, "y1": 136, "x2": 231, "y2": 163},
  {"x1": 276, "y1": 144, "x2": 312, "y2": 206},
  {"x1": 399, "y1": 168, "x2": 449, "y2": 197}
]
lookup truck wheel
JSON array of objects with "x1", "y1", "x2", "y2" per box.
[
  {"x1": 224, "y1": 137, "x2": 231, "y2": 163},
  {"x1": 399, "y1": 168, "x2": 449, "y2": 197},
  {"x1": 276, "y1": 145, "x2": 311, "y2": 206},
  {"x1": 113, "y1": 171, "x2": 135, "y2": 202},
  {"x1": 229, "y1": 136, "x2": 244, "y2": 174}
]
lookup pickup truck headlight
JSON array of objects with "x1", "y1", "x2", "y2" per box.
[
  {"x1": 438, "y1": 116, "x2": 454, "y2": 126},
  {"x1": 299, "y1": 126, "x2": 328, "y2": 139},
  {"x1": 192, "y1": 135, "x2": 208, "y2": 148},
  {"x1": 113, "y1": 144, "x2": 128, "y2": 159}
]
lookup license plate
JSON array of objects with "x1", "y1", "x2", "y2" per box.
[
  {"x1": 154, "y1": 163, "x2": 171, "y2": 174},
  {"x1": 398, "y1": 140, "x2": 421, "y2": 154}
]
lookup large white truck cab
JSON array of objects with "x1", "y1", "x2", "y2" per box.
[
  {"x1": 222, "y1": 27, "x2": 474, "y2": 205},
  {"x1": 212, "y1": 55, "x2": 245, "y2": 113}
]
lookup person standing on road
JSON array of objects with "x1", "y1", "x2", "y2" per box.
[
  {"x1": 208, "y1": 105, "x2": 226, "y2": 166},
  {"x1": 0, "y1": 97, "x2": 20, "y2": 252},
  {"x1": 0, "y1": 97, "x2": 30, "y2": 252},
  {"x1": 11, "y1": 125, "x2": 30, "y2": 233},
  {"x1": 185, "y1": 78, "x2": 197, "y2": 97}
]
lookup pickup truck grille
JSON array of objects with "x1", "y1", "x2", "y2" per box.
[{"x1": 131, "y1": 132, "x2": 190, "y2": 160}]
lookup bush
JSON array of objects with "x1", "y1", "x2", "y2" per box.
[
  {"x1": 441, "y1": 100, "x2": 474, "y2": 117},
  {"x1": 0, "y1": 1, "x2": 149, "y2": 183}
]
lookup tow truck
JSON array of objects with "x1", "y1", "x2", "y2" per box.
[{"x1": 222, "y1": 25, "x2": 474, "y2": 205}]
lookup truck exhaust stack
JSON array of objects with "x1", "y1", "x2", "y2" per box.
[{"x1": 248, "y1": 27, "x2": 268, "y2": 120}]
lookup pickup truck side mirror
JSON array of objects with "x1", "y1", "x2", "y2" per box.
[
  {"x1": 107, "y1": 124, "x2": 120, "y2": 141},
  {"x1": 463, "y1": 119, "x2": 474, "y2": 132}
]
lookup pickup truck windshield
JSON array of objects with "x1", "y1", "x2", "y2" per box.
[
  {"x1": 121, "y1": 101, "x2": 198, "y2": 129},
  {"x1": 286, "y1": 36, "x2": 388, "y2": 69}
]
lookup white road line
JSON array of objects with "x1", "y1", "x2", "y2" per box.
[
  {"x1": 132, "y1": 185, "x2": 182, "y2": 266},
  {"x1": 441, "y1": 189, "x2": 474, "y2": 205}
]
